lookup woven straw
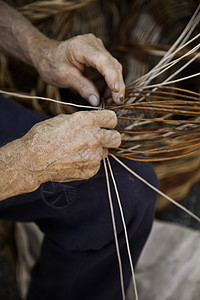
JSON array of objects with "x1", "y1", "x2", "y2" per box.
[{"x1": 1, "y1": 0, "x2": 200, "y2": 212}]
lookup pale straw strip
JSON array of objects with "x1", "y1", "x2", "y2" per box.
[
  {"x1": 127, "y1": 5, "x2": 200, "y2": 107},
  {"x1": 158, "y1": 3, "x2": 200, "y2": 61},
  {"x1": 110, "y1": 155, "x2": 200, "y2": 223},
  {"x1": 127, "y1": 39, "x2": 200, "y2": 104},
  {"x1": 143, "y1": 42, "x2": 200, "y2": 84},
  {"x1": 135, "y1": 71, "x2": 200, "y2": 91},
  {"x1": 133, "y1": 4, "x2": 200, "y2": 87},
  {"x1": 156, "y1": 51, "x2": 200, "y2": 87},
  {"x1": 0, "y1": 89, "x2": 98, "y2": 110},
  {"x1": 106, "y1": 157, "x2": 139, "y2": 300},
  {"x1": 103, "y1": 159, "x2": 126, "y2": 300},
  {"x1": 133, "y1": 32, "x2": 200, "y2": 87},
  {"x1": 128, "y1": 49, "x2": 200, "y2": 106},
  {"x1": 181, "y1": 6, "x2": 200, "y2": 47}
]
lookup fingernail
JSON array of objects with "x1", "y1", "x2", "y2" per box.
[
  {"x1": 114, "y1": 81, "x2": 119, "y2": 92},
  {"x1": 88, "y1": 94, "x2": 99, "y2": 106},
  {"x1": 118, "y1": 96, "x2": 124, "y2": 103}
]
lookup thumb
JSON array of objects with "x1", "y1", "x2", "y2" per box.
[{"x1": 68, "y1": 69, "x2": 100, "y2": 106}]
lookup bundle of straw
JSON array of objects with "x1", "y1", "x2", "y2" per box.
[{"x1": 1, "y1": 0, "x2": 200, "y2": 212}]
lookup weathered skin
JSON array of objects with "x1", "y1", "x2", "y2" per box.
[
  {"x1": 0, "y1": 1, "x2": 124, "y2": 201},
  {"x1": 0, "y1": 110, "x2": 121, "y2": 201},
  {"x1": 0, "y1": 1, "x2": 125, "y2": 105}
]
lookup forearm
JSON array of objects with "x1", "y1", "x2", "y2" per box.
[
  {"x1": 0, "y1": 0, "x2": 54, "y2": 67},
  {"x1": 0, "y1": 1, "x2": 125, "y2": 105},
  {"x1": 0, "y1": 139, "x2": 39, "y2": 201}
]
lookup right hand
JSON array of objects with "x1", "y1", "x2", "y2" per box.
[{"x1": 21, "y1": 110, "x2": 121, "y2": 186}]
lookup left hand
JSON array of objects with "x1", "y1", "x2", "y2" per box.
[{"x1": 33, "y1": 33, "x2": 125, "y2": 106}]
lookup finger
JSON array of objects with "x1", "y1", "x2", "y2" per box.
[
  {"x1": 111, "y1": 87, "x2": 125, "y2": 105},
  {"x1": 85, "y1": 50, "x2": 125, "y2": 97},
  {"x1": 67, "y1": 68, "x2": 100, "y2": 106},
  {"x1": 112, "y1": 71, "x2": 125, "y2": 104},
  {"x1": 104, "y1": 87, "x2": 112, "y2": 100},
  {"x1": 102, "y1": 148, "x2": 109, "y2": 159},
  {"x1": 95, "y1": 37, "x2": 105, "y2": 48},
  {"x1": 90, "y1": 110, "x2": 118, "y2": 129},
  {"x1": 81, "y1": 163, "x2": 101, "y2": 179},
  {"x1": 99, "y1": 129, "x2": 121, "y2": 148}
]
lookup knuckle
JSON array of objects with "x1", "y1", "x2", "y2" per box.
[
  {"x1": 122, "y1": 81, "x2": 126, "y2": 90},
  {"x1": 67, "y1": 36, "x2": 77, "y2": 48},
  {"x1": 72, "y1": 111, "x2": 89, "y2": 124},
  {"x1": 109, "y1": 110, "x2": 117, "y2": 116},
  {"x1": 70, "y1": 35, "x2": 86, "y2": 48},
  {"x1": 31, "y1": 122, "x2": 42, "y2": 134},
  {"x1": 73, "y1": 34, "x2": 83, "y2": 42},
  {"x1": 78, "y1": 85, "x2": 90, "y2": 97},
  {"x1": 31, "y1": 123, "x2": 39, "y2": 132},
  {"x1": 77, "y1": 33, "x2": 96, "y2": 44},
  {"x1": 102, "y1": 148, "x2": 108, "y2": 159},
  {"x1": 97, "y1": 52, "x2": 109, "y2": 65},
  {"x1": 86, "y1": 33, "x2": 96, "y2": 40},
  {"x1": 95, "y1": 149, "x2": 103, "y2": 161},
  {"x1": 56, "y1": 114, "x2": 66, "y2": 120},
  {"x1": 72, "y1": 111, "x2": 82, "y2": 119},
  {"x1": 109, "y1": 130, "x2": 121, "y2": 148},
  {"x1": 49, "y1": 114, "x2": 67, "y2": 128},
  {"x1": 115, "y1": 131, "x2": 122, "y2": 146},
  {"x1": 86, "y1": 164, "x2": 100, "y2": 178},
  {"x1": 96, "y1": 37, "x2": 104, "y2": 45},
  {"x1": 87, "y1": 170, "x2": 96, "y2": 179},
  {"x1": 94, "y1": 161, "x2": 101, "y2": 171},
  {"x1": 117, "y1": 61, "x2": 123, "y2": 71},
  {"x1": 89, "y1": 132, "x2": 101, "y2": 148},
  {"x1": 108, "y1": 110, "x2": 118, "y2": 125},
  {"x1": 85, "y1": 112, "x2": 95, "y2": 126}
]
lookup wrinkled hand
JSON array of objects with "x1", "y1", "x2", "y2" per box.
[
  {"x1": 21, "y1": 110, "x2": 121, "y2": 185},
  {"x1": 34, "y1": 34, "x2": 125, "y2": 106}
]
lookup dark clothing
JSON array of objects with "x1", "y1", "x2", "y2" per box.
[{"x1": 0, "y1": 96, "x2": 158, "y2": 300}]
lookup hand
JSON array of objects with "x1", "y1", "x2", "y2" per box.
[
  {"x1": 34, "y1": 34, "x2": 125, "y2": 106},
  {"x1": 21, "y1": 110, "x2": 121, "y2": 185},
  {"x1": 0, "y1": 3, "x2": 124, "y2": 105}
]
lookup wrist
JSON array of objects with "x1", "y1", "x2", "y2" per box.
[
  {"x1": 9, "y1": 6, "x2": 56, "y2": 69},
  {"x1": 0, "y1": 138, "x2": 41, "y2": 200},
  {"x1": 14, "y1": 137, "x2": 43, "y2": 191},
  {"x1": 29, "y1": 36, "x2": 58, "y2": 70}
]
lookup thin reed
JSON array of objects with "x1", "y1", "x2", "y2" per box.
[
  {"x1": 108, "y1": 86, "x2": 200, "y2": 162},
  {"x1": 1, "y1": 0, "x2": 200, "y2": 210},
  {"x1": 1, "y1": 2, "x2": 200, "y2": 299}
]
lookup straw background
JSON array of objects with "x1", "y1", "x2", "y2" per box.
[{"x1": 1, "y1": 0, "x2": 200, "y2": 212}]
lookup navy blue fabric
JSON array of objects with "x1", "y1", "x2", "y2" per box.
[
  {"x1": 0, "y1": 96, "x2": 48, "y2": 144},
  {"x1": 0, "y1": 96, "x2": 158, "y2": 300}
]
